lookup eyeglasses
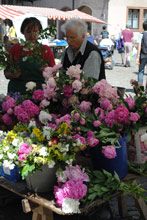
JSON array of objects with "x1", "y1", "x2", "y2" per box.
[
  {"x1": 26, "y1": 30, "x2": 39, "y2": 35},
  {"x1": 65, "y1": 36, "x2": 77, "y2": 41}
]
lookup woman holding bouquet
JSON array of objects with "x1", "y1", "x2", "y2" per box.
[{"x1": 4, "y1": 17, "x2": 55, "y2": 95}]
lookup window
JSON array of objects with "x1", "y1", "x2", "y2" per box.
[
  {"x1": 143, "y1": 9, "x2": 147, "y2": 21},
  {"x1": 127, "y1": 7, "x2": 147, "y2": 32},
  {"x1": 128, "y1": 9, "x2": 139, "y2": 29}
]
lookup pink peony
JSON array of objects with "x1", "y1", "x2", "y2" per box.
[
  {"x1": 42, "y1": 66, "x2": 54, "y2": 80},
  {"x1": 63, "y1": 165, "x2": 89, "y2": 183},
  {"x1": 74, "y1": 113, "x2": 80, "y2": 121},
  {"x1": 2, "y1": 97, "x2": 16, "y2": 112},
  {"x1": 66, "y1": 64, "x2": 82, "y2": 79},
  {"x1": 102, "y1": 145, "x2": 117, "y2": 159},
  {"x1": 115, "y1": 106, "x2": 129, "y2": 124},
  {"x1": 46, "y1": 77, "x2": 56, "y2": 88},
  {"x1": 80, "y1": 118, "x2": 85, "y2": 125},
  {"x1": 32, "y1": 90, "x2": 44, "y2": 102},
  {"x1": 87, "y1": 131, "x2": 95, "y2": 138},
  {"x1": 95, "y1": 107, "x2": 105, "y2": 121},
  {"x1": 93, "y1": 79, "x2": 118, "y2": 103},
  {"x1": 98, "y1": 98, "x2": 112, "y2": 111},
  {"x1": 17, "y1": 143, "x2": 33, "y2": 162},
  {"x1": 7, "y1": 108, "x2": 13, "y2": 115},
  {"x1": 124, "y1": 97, "x2": 135, "y2": 110},
  {"x1": 43, "y1": 87, "x2": 58, "y2": 101},
  {"x1": 54, "y1": 180, "x2": 87, "y2": 207},
  {"x1": 62, "y1": 85, "x2": 73, "y2": 98},
  {"x1": 104, "y1": 110, "x2": 115, "y2": 128},
  {"x1": 2, "y1": 113, "x2": 15, "y2": 126},
  {"x1": 130, "y1": 112, "x2": 140, "y2": 123},
  {"x1": 93, "y1": 120, "x2": 101, "y2": 127},
  {"x1": 87, "y1": 136, "x2": 99, "y2": 147},
  {"x1": 78, "y1": 101, "x2": 92, "y2": 113},
  {"x1": 72, "y1": 80, "x2": 82, "y2": 92},
  {"x1": 40, "y1": 99, "x2": 50, "y2": 109}
]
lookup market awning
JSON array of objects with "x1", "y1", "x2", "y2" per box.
[
  {"x1": 0, "y1": 5, "x2": 24, "y2": 20},
  {"x1": 3, "y1": 5, "x2": 74, "y2": 21},
  {"x1": 65, "y1": 9, "x2": 106, "y2": 24}
]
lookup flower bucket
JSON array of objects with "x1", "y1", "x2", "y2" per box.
[
  {"x1": 127, "y1": 127, "x2": 147, "y2": 164},
  {"x1": 1, "y1": 165, "x2": 21, "y2": 182},
  {"x1": 91, "y1": 135, "x2": 128, "y2": 179},
  {"x1": 25, "y1": 165, "x2": 57, "y2": 193}
]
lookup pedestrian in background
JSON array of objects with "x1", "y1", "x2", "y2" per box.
[
  {"x1": 100, "y1": 25, "x2": 109, "y2": 39},
  {"x1": 9, "y1": 22, "x2": 17, "y2": 40},
  {"x1": 86, "y1": 32, "x2": 98, "y2": 45},
  {"x1": 136, "y1": 19, "x2": 147, "y2": 84},
  {"x1": 121, "y1": 24, "x2": 134, "y2": 67}
]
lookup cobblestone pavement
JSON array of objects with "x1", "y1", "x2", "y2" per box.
[{"x1": 0, "y1": 50, "x2": 147, "y2": 220}]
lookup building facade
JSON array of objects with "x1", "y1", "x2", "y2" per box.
[
  {"x1": 108, "y1": 0, "x2": 147, "y2": 40},
  {"x1": 1, "y1": 0, "x2": 109, "y2": 38},
  {"x1": 1, "y1": 0, "x2": 147, "y2": 40}
]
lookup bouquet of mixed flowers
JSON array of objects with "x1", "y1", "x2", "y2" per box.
[
  {"x1": 0, "y1": 111, "x2": 85, "y2": 179},
  {"x1": 69, "y1": 79, "x2": 141, "y2": 159},
  {"x1": 41, "y1": 64, "x2": 98, "y2": 115},
  {"x1": 54, "y1": 165, "x2": 89, "y2": 213}
]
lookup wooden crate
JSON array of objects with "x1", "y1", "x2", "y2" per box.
[{"x1": 127, "y1": 127, "x2": 147, "y2": 164}]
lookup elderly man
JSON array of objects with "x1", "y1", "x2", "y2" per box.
[{"x1": 61, "y1": 19, "x2": 105, "y2": 81}]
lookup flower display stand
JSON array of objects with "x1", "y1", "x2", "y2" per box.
[
  {"x1": 0, "y1": 173, "x2": 147, "y2": 220},
  {"x1": 127, "y1": 127, "x2": 147, "y2": 164},
  {"x1": 91, "y1": 135, "x2": 128, "y2": 179},
  {"x1": 25, "y1": 165, "x2": 57, "y2": 192}
]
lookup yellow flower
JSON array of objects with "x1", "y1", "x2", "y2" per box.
[
  {"x1": 3, "y1": 130, "x2": 17, "y2": 144},
  {"x1": 56, "y1": 123, "x2": 69, "y2": 136},
  {"x1": 32, "y1": 128, "x2": 44, "y2": 142}
]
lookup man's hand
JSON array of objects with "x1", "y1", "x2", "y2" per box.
[{"x1": 136, "y1": 57, "x2": 140, "y2": 65}]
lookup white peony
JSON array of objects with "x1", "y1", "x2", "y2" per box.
[
  {"x1": 39, "y1": 111, "x2": 52, "y2": 124},
  {"x1": 66, "y1": 159, "x2": 73, "y2": 166},
  {"x1": 7, "y1": 152, "x2": 16, "y2": 160},
  {"x1": 47, "y1": 160, "x2": 55, "y2": 168},
  {"x1": 43, "y1": 126, "x2": 53, "y2": 139},
  {"x1": 25, "y1": 81, "x2": 36, "y2": 91},
  {"x1": 39, "y1": 147, "x2": 47, "y2": 157},
  {"x1": 28, "y1": 120, "x2": 37, "y2": 128},
  {"x1": 12, "y1": 138, "x2": 23, "y2": 147},
  {"x1": 141, "y1": 133, "x2": 147, "y2": 145},
  {"x1": 62, "y1": 198, "x2": 81, "y2": 214},
  {"x1": 0, "y1": 130, "x2": 5, "y2": 136},
  {"x1": 0, "y1": 154, "x2": 3, "y2": 159}
]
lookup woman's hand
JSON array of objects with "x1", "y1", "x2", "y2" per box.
[
  {"x1": 40, "y1": 63, "x2": 49, "y2": 72},
  {"x1": 4, "y1": 70, "x2": 21, "y2": 80}
]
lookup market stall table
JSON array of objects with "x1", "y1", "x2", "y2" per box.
[
  {"x1": 0, "y1": 173, "x2": 147, "y2": 220},
  {"x1": 49, "y1": 40, "x2": 68, "y2": 59}
]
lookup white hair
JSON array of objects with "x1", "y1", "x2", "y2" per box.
[{"x1": 61, "y1": 18, "x2": 87, "y2": 38}]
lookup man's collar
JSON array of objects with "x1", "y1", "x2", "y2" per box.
[{"x1": 78, "y1": 37, "x2": 87, "y2": 55}]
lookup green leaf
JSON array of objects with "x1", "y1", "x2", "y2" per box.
[
  {"x1": 88, "y1": 193, "x2": 97, "y2": 201},
  {"x1": 93, "y1": 184, "x2": 101, "y2": 192}
]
